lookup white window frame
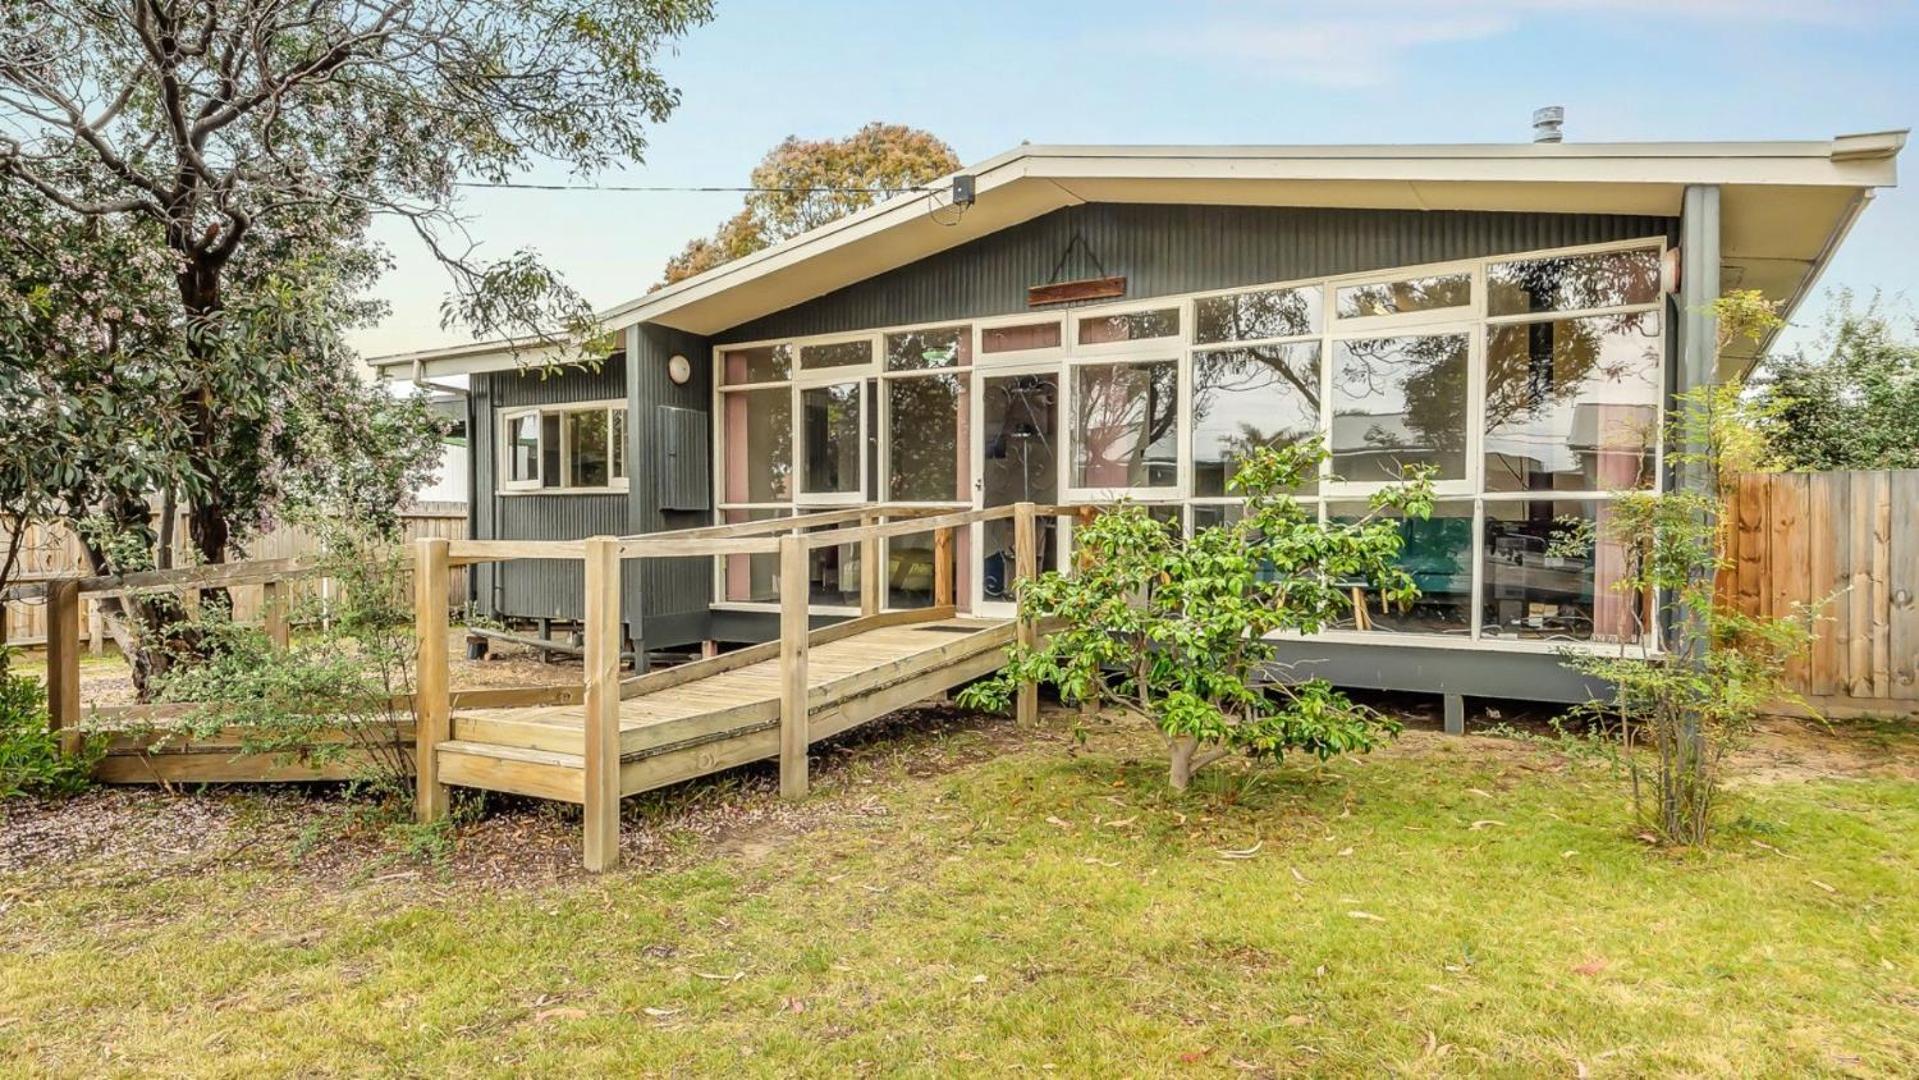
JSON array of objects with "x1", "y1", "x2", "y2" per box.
[
  {"x1": 704, "y1": 235, "x2": 1671, "y2": 649},
  {"x1": 496, "y1": 398, "x2": 630, "y2": 496}
]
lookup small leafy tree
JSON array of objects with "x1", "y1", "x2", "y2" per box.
[
  {"x1": 961, "y1": 441, "x2": 1432, "y2": 790},
  {"x1": 154, "y1": 523, "x2": 423, "y2": 802},
  {"x1": 0, "y1": 656, "x2": 104, "y2": 798},
  {"x1": 1559, "y1": 292, "x2": 1813, "y2": 845},
  {"x1": 1752, "y1": 292, "x2": 1919, "y2": 471}
]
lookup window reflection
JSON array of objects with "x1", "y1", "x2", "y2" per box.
[
  {"x1": 1330, "y1": 334, "x2": 1469, "y2": 482},
  {"x1": 1078, "y1": 308, "x2": 1180, "y2": 345},
  {"x1": 724, "y1": 388, "x2": 790, "y2": 502},
  {"x1": 1482, "y1": 500, "x2": 1643, "y2": 644},
  {"x1": 1194, "y1": 286, "x2": 1321, "y2": 344},
  {"x1": 1488, "y1": 248, "x2": 1660, "y2": 316},
  {"x1": 1335, "y1": 274, "x2": 1471, "y2": 319},
  {"x1": 1328, "y1": 501, "x2": 1475, "y2": 635},
  {"x1": 800, "y1": 339, "x2": 872, "y2": 371},
  {"x1": 721, "y1": 344, "x2": 791, "y2": 385},
  {"x1": 1072, "y1": 360, "x2": 1178, "y2": 490},
  {"x1": 1191, "y1": 343, "x2": 1321, "y2": 496},
  {"x1": 801, "y1": 383, "x2": 861, "y2": 495},
  {"x1": 1484, "y1": 312, "x2": 1661, "y2": 492}
]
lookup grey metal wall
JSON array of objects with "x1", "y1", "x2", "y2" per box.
[
  {"x1": 716, "y1": 204, "x2": 1677, "y2": 344},
  {"x1": 627, "y1": 321, "x2": 716, "y2": 646}
]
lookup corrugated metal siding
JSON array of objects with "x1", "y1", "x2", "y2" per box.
[
  {"x1": 655, "y1": 406, "x2": 711, "y2": 511},
  {"x1": 715, "y1": 204, "x2": 1677, "y2": 343},
  {"x1": 628, "y1": 322, "x2": 715, "y2": 642}
]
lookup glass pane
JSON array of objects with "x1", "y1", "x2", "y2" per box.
[
  {"x1": 980, "y1": 372, "x2": 1061, "y2": 603},
  {"x1": 1328, "y1": 500, "x2": 1474, "y2": 635},
  {"x1": 721, "y1": 344, "x2": 791, "y2": 385},
  {"x1": 611, "y1": 410, "x2": 627, "y2": 479},
  {"x1": 981, "y1": 321, "x2": 1061, "y2": 355},
  {"x1": 722, "y1": 509, "x2": 786, "y2": 603},
  {"x1": 1488, "y1": 248, "x2": 1661, "y2": 316},
  {"x1": 885, "y1": 326, "x2": 970, "y2": 371},
  {"x1": 1078, "y1": 308, "x2": 1180, "y2": 345},
  {"x1": 508, "y1": 414, "x2": 540, "y2": 483},
  {"x1": 1335, "y1": 273, "x2": 1471, "y2": 319},
  {"x1": 1331, "y1": 334, "x2": 1469, "y2": 483},
  {"x1": 800, "y1": 339, "x2": 872, "y2": 371},
  {"x1": 723, "y1": 388, "x2": 790, "y2": 503},
  {"x1": 1483, "y1": 312, "x2": 1661, "y2": 492},
  {"x1": 1192, "y1": 343, "x2": 1322, "y2": 496},
  {"x1": 1483, "y1": 500, "x2": 1644, "y2": 644},
  {"x1": 565, "y1": 409, "x2": 611, "y2": 488},
  {"x1": 540, "y1": 414, "x2": 561, "y2": 488},
  {"x1": 1194, "y1": 286, "x2": 1322, "y2": 344},
  {"x1": 806, "y1": 525, "x2": 861, "y2": 606},
  {"x1": 1189, "y1": 502, "x2": 1246, "y2": 534},
  {"x1": 1071, "y1": 360, "x2": 1178, "y2": 490},
  {"x1": 886, "y1": 374, "x2": 966, "y2": 501},
  {"x1": 801, "y1": 382, "x2": 861, "y2": 495}
]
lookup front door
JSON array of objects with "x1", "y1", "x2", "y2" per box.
[{"x1": 973, "y1": 366, "x2": 1062, "y2": 615}]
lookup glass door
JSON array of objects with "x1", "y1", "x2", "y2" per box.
[{"x1": 973, "y1": 366, "x2": 1062, "y2": 615}]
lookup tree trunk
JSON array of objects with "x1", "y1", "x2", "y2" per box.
[{"x1": 1169, "y1": 736, "x2": 1197, "y2": 791}]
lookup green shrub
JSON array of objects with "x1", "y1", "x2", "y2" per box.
[{"x1": 0, "y1": 655, "x2": 101, "y2": 798}]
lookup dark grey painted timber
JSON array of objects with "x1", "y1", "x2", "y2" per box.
[
  {"x1": 655, "y1": 406, "x2": 710, "y2": 511},
  {"x1": 715, "y1": 204, "x2": 1677, "y2": 344},
  {"x1": 627, "y1": 322, "x2": 717, "y2": 647}
]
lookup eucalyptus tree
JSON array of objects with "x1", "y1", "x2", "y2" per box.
[{"x1": 0, "y1": 0, "x2": 715, "y2": 567}]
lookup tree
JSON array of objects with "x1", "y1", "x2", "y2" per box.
[
  {"x1": 960, "y1": 441, "x2": 1432, "y2": 791},
  {"x1": 1751, "y1": 293, "x2": 1919, "y2": 471},
  {"x1": 1, "y1": 0, "x2": 714, "y2": 569},
  {"x1": 661, "y1": 122, "x2": 958, "y2": 286},
  {"x1": 1559, "y1": 292, "x2": 1812, "y2": 845}
]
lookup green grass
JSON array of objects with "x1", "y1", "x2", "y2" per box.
[{"x1": 2, "y1": 717, "x2": 1915, "y2": 1077}]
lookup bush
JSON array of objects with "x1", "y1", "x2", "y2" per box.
[{"x1": 0, "y1": 655, "x2": 101, "y2": 798}]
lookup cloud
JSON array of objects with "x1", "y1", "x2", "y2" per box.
[{"x1": 1115, "y1": 0, "x2": 1889, "y2": 88}]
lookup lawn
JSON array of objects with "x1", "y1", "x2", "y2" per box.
[{"x1": 1, "y1": 706, "x2": 1914, "y2": 1076}]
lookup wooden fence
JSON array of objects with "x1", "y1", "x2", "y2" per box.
[
  {"x1": 1725, "y1": 470, "x2": 1919, "y2": 714},
  {"x1": 0, "y1": 503, "x2": 468, "y2": 651}
]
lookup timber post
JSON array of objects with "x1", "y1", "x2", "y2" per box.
[
  {"x1": 1013, "y1": 502, "x2": 1038, "y2": 727},
  {"x1": 778, "y1": 531, "x2": 809, "y2": 798},
  {"x1": 581, "y1": 536, "x2": 622, "y2": 871},
  {"x1": 46, "y1": 578, "x2": 81, "y2": 755},
  {"x1": 261, "y1": 579, "x2": 290, "y2": 649},
  {"x1": 933, "y1": 526, "x2": 955, "y2": 608},
  {"x1": 413, "y1": 537, "x2": 451, "y2": 824},
  {"x1": 859, "y1": 512, "x2": 881, "y2": 617}
]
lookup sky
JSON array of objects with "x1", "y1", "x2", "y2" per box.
[{"x1": 352, "y1": 0, "x2": 1919, "y2": 362}]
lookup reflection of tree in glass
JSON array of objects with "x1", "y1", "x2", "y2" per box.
[
  {"x1": 887, "y1": 374, "x2": 961, "y2": 500},
  {"x1": 1487, "y1": 249, "x2": 1659, "y2": 316},
  {"x1": 1484, "y1": 311, "x2": 1661, "y2": 490},
  {"x1": 1333, "y1": 334, "x2": 1468, "y2": 480},
  {"x1": 1194, "y1": 287, "x2": 1318, "y2": 344},
  {"x1": 1190, "y1": 345, "x2": 1320, "y2": 493},
  {"x1": 1074, "y1": 362, "x2": 1177, "y2": 485},
  {"x1": 985, "y1": 374, "x2": 1057, "y2": 501},
  {"x1": 885, "y1": 327, "x2": 965, "y2": 371},
  {"x1": 1336, "y1": 274, "x2": 1470, "y2": 318},
  {"x1": 1084, "y1": 308, "x2": 1180, "y2": 343}
]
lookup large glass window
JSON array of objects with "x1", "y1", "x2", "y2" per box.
[
  {"x1": 980, "y1": 371, "x2": 1061, "y2": 603},
  {"x1": 886, "y1": 327, "x2": 968, "y2": 371},
  {"x1": 564, "y1": 409, "x2": 611, "y2": 488},
  {"x1": 723, "y1": 388, "x2": 791, "y2": 503},
  {"x1": 721, "y1": 509, "x2": 787, "y2": 603},
  {"x1": 887, "y1": 374, "x2": 966, "y2": 501},
  {"x1": 1330, "y1": 333, "x2": 1469, "y2": 483},
  {"x1": 1191, "y1": 343, "x2": 1321, "y2": 496},
  {"x1": 800, "y1": 382, "x2": 861, "y2": 497},
  {"x1": 1488, "y1": 248, "x2": 1661, "y2": 316},
  {"x1": 721, "y1": 344, "x2": 791, "y2": 385},
  {"x1": 1071, "y1": 360, "x2": 1178, "y2": 491},
  {"x1": 1482, "y1": 500, "x2": 1643, "y2": 644},
  {"x1": 1484, "y1": 312, "x2": 1662, "y2": 492}
]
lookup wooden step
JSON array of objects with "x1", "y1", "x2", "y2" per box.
[{"x1": 436, "y1": 739, "x2": 583, "y2": 803}]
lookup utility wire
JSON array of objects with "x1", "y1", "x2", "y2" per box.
[{"x1": 453, "y1": 180, "x2": 942, "y2": 195}]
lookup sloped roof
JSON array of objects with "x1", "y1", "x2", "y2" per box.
[{"x1": 371, "y1": 132, "x2": 1905, "y2": 379}]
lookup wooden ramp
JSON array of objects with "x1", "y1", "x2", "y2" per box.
[{"x1": 432, "y1": 612, "x2": 1014, "y2": 806}]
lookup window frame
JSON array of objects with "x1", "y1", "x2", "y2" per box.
[{"x1": 496, "y1": 398, "x2": 630, "y2": 495}]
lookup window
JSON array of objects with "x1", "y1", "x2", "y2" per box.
[
  {"x1": 721, "y1": 509, "x2": 788, "y2": 603},
  {"x1": 1329, "y1": 500, "x2": 1475, "y2": 635},
  {"x1": 1330, "y1": 333, "x2": 1469, "y2": 484},
  {"x1": 1194, "y1": 285, "x2": 1321, "y2": 344},
  {"x1": 886, "y1": 326, "x2": 968, "y2": 371},
  {"x1": 1488, "y1": 248, "x2": 1661, "y2": 316},
  {"x1": 722, "y1": 388, "x2": 791, "y2": 503},
  {"x1": 883, "y1": 326, "x2": 971, "y2": 504},
  {"x1": 1071, "y1": 359, "x2": 1178, "y2": 492},
  {"x1": 799, "y1": 382, "x2": 862, "y2": 498},
  {"x1": 1192, "y1": 343, "x2": 1321, "y2": 496},
  {"x1": 1335, "y1": 273, "x2": 1470, "y2": 319},
  {"x1": 981, "y1": 320, "x2": 1062, "y2": 356},
  {"x1": 1078, "y1": 307, "x2": 1179, "y2": 346},
  {"x1": 800, "y1": 339, "x2": 872, "y2": 371},
  {"x1": 1482, "y1": 500, "x2": 1643, "y2": 644},
  {"x1": 499, "y1": 402, "x2": 628, "y2": 493},
  {"x1": 720, "y1": 344, "x2": 791, "y2": 385},
  {"x1": 1483, "y1": 312, "x2": 1662, "y2": 492}
]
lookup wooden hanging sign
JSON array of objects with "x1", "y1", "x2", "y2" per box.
[{"x1": 1027, "y1": 275, "x2": 1126, "y2": 307}]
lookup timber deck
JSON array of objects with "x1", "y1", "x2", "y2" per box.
[{"x1": 433, "y1": 614, "x2": 1015, "y2": 804}]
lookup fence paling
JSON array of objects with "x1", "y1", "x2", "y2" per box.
[{"x1": 1723, "y1": 470, "x2": 1919, "y2": 709}]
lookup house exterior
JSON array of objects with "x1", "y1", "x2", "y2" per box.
[{"x1": 371, "y1": 132, "x2": 1905, "y2": 705}]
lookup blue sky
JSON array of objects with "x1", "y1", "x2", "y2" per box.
[{"x1": 354, "y1": 0, "x2": 1919, "y2": 360}]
